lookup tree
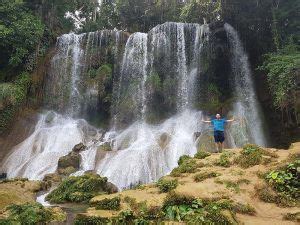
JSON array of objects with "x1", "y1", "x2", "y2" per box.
[{"x1": 0, "y1": 0, "x2": 44, "y2": 71}]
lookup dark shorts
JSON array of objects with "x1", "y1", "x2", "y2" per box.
[{"x1": 214, "y1": 131, "x2": 225, "y2": 143}]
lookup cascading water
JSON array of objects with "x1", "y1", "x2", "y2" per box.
[
  {"x1": 224, "y1": 23, "x2": 268, "y2": 147},
  {"x1": 1, "y1": 30, "x2": 126, "y2": 180},
  {"x1": 76, "y1": 22, "x2": 210, "y2": 189},
  {"x1": 1, "y1": 22, "x2": 268, "y2": 191}
]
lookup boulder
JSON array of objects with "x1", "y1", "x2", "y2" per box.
[
  {"x1": 43, "y1": 173, "x2": 62, "y2": 183},
  {"x1": 57, "y1": 152, "x2": 81, "y2": 175},
  {"x1": 57, "y1": 166, "x2": 77, "y2": 176},
  {"x1": 72, "y1": 143, "x2": 86, "y2": 152},
  {"x1": 104, "y1": 182, "x2": 119, "y2": 194},
  {"x1": 158, "y1": 133, "x2": 171, "y2": 150}
]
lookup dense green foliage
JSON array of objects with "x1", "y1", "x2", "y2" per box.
[
  {"x1": 156, "y1": 178, "x2": 178, "y2": 193},
  {"x1": 194, "y1": 171, "x2": 219, "y2": 182},
  {"x1": 170, "y1": 158, "x2": 198, "y2": 177},
  {"x1": 194, "y1": 151, "x2": 211, "y2": 159},
  {"x1": 92, "y1": 197, "x2": 121, "y2": 210},
  {"x1": 259, "y1": 41, "x2": 300, "y2": 124},
  {"x1": 46, "y1": 174, "x2": 110, "y2": 203},
  {"x1": 0, "y1": 1, "x2": 44, "y2": 69},
  {"x1": 0, "y1": 203, "x2": 65, "y2": 224},
  {"x1": 266, "y1": 159, "x2": 300, "y2": 200},
  {"x1": 0, "y1": 72, "x2": 31, "y2": 134},
  {"x1": 235, "y1": 144, "x2": 278, "y2": 168}
]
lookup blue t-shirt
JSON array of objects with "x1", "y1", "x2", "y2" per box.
[{"x1": 211, "y1": 119, "x2": 226, "y2": 131}]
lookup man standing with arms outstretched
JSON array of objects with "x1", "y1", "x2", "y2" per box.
[{"x1": 202, "y1": 114, "x2": 234, "y2": 152}]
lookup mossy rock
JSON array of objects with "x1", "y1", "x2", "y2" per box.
[
  {"x1": 46, "y1": 174, "x2": 117, "y2": 204},
  {"x1": 0, "y1": 203, "x2": 66, "y2": 224},
  {"x1": 73, "y1": 143, "x2": 86, "y2": 152},
  {"x1": 194, "y1": 151, "x2": 211, "y2": 159},
  {"x1": 170, "y1": 158, "x2": 198, "y2": 177},
  {"x1": 57, "y1": 152, "x2": 81, "y2": 172}
]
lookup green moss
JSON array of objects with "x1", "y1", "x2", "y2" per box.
[
  {"x1": 156, "y1": 178, "x2": 178, "y2": 193},
  {"x1": 256, "y1": 186, "x2": 297, "y2": 207},
  {"x1": 0, "y1": 203, "x2": 65, "y2": 224},
  {"x1": 92, "y1": 197, "x2": 121, "y2": 210},
  {"x1": 194, "y1": 151, "x2": 211, "y2": 159},
  {"x1": 46, "y1": 174, "x2": 110, "y2": 204},
  {"x1": 170, "y1": 158, "x2": 198, "y2": 177},
  {"x1": 162, "y1": 191, "x2": 195, "y2": 209},
  {"x1": 162, "y1": 193, "x2": 238, "y2": 224},
  {"x1": 178, "y1": 155, "x2": 192, "y2": 165},
  {"x1": 265, "y1": 159, "x2": 299, "y2": 200},
  {"x1": 235, "y1": 144, "x2": 278, "y2": 169},
  {"x1": 216, "y1": 151, "x2": 233, "y2": 167},
  {"x1": 0, "y1": 72, "x2": 31, "y2": 134},
  {"x1": 194, "y1": 171, "x2": 219, "y2": 182}
]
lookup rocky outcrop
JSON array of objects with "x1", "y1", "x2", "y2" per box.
[
  {"x1": 57, "y1": 151, "x2": 81, "y2": 175},
  {"x1": 72, "y1": 143, "x2": 86, "y2": 152}
]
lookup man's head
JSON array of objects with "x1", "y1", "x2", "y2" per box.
[{"x1": 216, "y1": 114, "x2": 221, "y2": 119}]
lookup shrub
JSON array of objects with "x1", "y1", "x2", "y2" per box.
[
  {"x1": 178, "y1": 155, "x2": 192, "y2": 165},
  {"x1": 256, "y1": 185, "x2": 296, "y2": 207},
  {"x1": 93, "y1": 197, "x2": 121, "y2": 210},
  {"x1": 170, "y1": 159, "x2": 198, "y2": 177},
  {"x1": 156, "y1": 178, "x2": 178, "y2": 193},
  {"x1": 235, "y1": 144, "x2": 263, "y2": 168},
  {"x1": 46, "y1": 174, "x2": 110, "y2": 203},
  {"x1": 1, "y1": 203, "x2": 59, "y2": 224},
  {"x1": 194, "y1": 151, "x2": 211, "y2": 159},
  {"x1": 266, "y1": 159, "x2": 300, "y2": 200},
  {"x1": 162, "y1": 191, "x2": 195, "y2": 209},
  {"x1": 194, "y1": 172, "x2": 219, "y2": 182},
  {"x1": 163, "y1": 193, "x2": 237, "y2": 224},
  {"x1": 216, "y1": 151, "x2": 232, "y2": 167}
]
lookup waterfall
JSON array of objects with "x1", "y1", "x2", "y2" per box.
[
  {"x1": 1, "y1": 22, "x2": 267, "y2": 190},
  {"x1": 75, "y1": 22, "x2": 209, "y2": 189},
  {"x1": 113, "y1": 33, "x2": 148, "y2": 127},
  {"x1": 1, "y1": 112, "x2": 98, "y2": 180},
  {"x1": 224, "y1": 23, "x2": 268, "y2": 147},
  {"x1": 1, "y1": 30, "x2": 126, "y2": 180}
]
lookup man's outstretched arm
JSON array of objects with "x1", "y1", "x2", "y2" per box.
[
  {"x1": 201, "y1": 118, "x2": 212, "y2": 123},
  {"x1": 226, "y1": 117, "x2": 235, "y2": 122}
]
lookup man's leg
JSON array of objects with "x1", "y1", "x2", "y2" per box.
[
  {"x1": 220, "y1": 142, "x2": 224, "y2": 152},
  {"x1": 215, "y1": 143, "x2": 219, "y2": 152}
]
